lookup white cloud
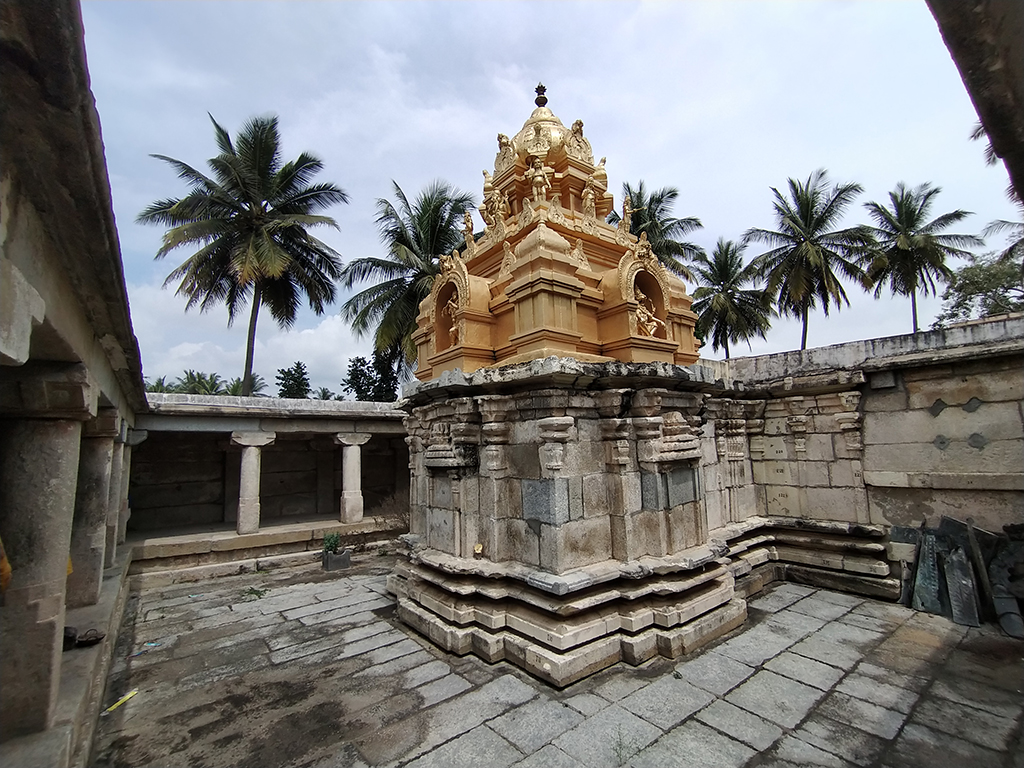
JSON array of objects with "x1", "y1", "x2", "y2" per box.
[{"x1": 128, "y1": 281, "x2": 375, "y2": 392}]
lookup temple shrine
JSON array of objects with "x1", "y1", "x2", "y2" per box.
[{"x1": 390, "y1": 88, "x2": 744, "y2": 687}]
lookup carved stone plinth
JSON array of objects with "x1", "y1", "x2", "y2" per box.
[{"x1": 391, "y1": 358, "x2": 744, "y2": 686}]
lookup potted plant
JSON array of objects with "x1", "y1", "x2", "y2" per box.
[{"x1": 321, "y1": 532, "x2": 350, "y2": 571}]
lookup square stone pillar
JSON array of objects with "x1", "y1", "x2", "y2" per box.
[
  {"x1": 117, "y1": 429, "x2": 147, "y2": 544},
  {"x1": 230, "y1": 432, "x2": 275, "y2": 534},
  {"x1": 66, "y1": 412, "x2": 118, "y2": 608},
  {"x1": 103, "y1": 420, "x2": 125, "y2": 568},
  {"x1": 0, "y1": 418, "x2": 83, "y2": 739},
  {"x1": 335, "y1": 433, "x2": 371, "y2": 523}
]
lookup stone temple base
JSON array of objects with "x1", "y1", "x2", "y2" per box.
[{"x1": 387, "y1": 554, "x2": 746, "y2": 687}]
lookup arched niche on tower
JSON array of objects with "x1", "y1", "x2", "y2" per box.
[{"x1": 633, "y1": 270, "x2": 668, "y2": 340}]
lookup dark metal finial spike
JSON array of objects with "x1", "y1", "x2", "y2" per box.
[{"x1": 535, "y1": 83, "x2": 548, "y2": 107}]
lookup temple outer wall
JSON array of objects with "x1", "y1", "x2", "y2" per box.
[{"x1": 702, "y1": 315, "x2": 1024, "y2": 539}]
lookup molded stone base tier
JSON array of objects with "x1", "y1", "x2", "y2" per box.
[{"x1": 388, "y1": 557, "x2": 745, "y2": 687}]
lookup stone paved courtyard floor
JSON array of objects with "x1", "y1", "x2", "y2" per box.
[{"x1": 91, "y1": 554, "x2": 1024, "y2": 768}]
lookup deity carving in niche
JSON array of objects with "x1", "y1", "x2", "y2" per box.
[
  {"x1": 439, "y1": 249, "x2": 458, "y2": 276},
  {"x1": 523, "y1": 123, "x2": 551, "y2": 158},
  {"x1": 495, "y1": 133, "x2": 515, "y2": 173},
  {"x1": 619, "y1": 196, "x2": 633, "y2": 233},
  {"x1": 480, "y1": 171, "x2": 510, "y2": 237},
  {"x1": 462, "y1": 211, "x2": 475, "y2": 256},
  {"x1": 582, "y1": 176, "x2": 597, "y2": 220},
  {"x1": 635, "y1": 232, "x2": 658, "y2": 272},
  {"x1": 525, "y1": 156, "x2": 553, "y2": 203},
  {"x1": 498, "y1": 241, "x2": 516, "y2": 280},
  {"x1": 445, "y1": 290, "x2": 460, "y2": 346},
  {"x1": 592, "y1": 157, "x2": 608, "y2": 189},
  {"x1": 566, "y1": 119, "x2": 594, "y2": 163},
  {"x1": 635, "y1": 287, "x2": 665, "y2": 337}
]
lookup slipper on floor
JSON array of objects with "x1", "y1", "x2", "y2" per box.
[
  {"x1": 76, "y1": 629, "x2": 105, "y2": 647},
  {"x1": 63, "y1": 627, "x2": 79, "y2": 651}
]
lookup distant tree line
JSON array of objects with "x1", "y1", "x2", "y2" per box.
[{"x1": 144, "y1": 356, "x2": 399, "y2": 402}]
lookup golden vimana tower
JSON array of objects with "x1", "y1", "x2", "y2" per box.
[{"x1": 412, "y1": 85, "x2": 701, "y2": 381}]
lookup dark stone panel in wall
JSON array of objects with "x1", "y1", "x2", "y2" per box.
[
  {"x1": 129, "y1": 432, "x2": 227, "y2": 531},
  {"x1": 260, "y1": 493, "x2": 317, "y2": 519},
  {"x1": 261, "y1": 470, "x2": 317, "y2": 499},
  {"x1": 131, "y1": 480, "x2": 222, "y2": 510},
  {"x1": 130, "y1": 504, "x2": 223, "y2": 531},
  {"x1": 363, "y1": 435, "x2": 410, "y2": 515}
]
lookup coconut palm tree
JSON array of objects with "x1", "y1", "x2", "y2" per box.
[
  {"x1": 607, "y1": 181, "x2": 704, "y2": 279},
  {"x1": 173, "y1": 370, "x2": 226, "y2": 395},
  {"x1": 982, "y1": 203, "x2": 1024, "y2": 266},
  {"x1": 745, "y1": 169, "x2": 873, "y2": 350},
  {"x1": 339, "y1": 180, "x2": 475, "y2": 370},
  {"x1": 138, "y1": 114, "x2": 348, "y2": 395},
  {"x1": 225, "y1": 374, "x2": 268, "y2": 397},
  {"x1": 691, "y1": 239, "x2": 774, "y2": 359},
  {"x1": 144, "y1": 375, "x2": 175, "y2": 393},
  {"x1": 863, "y1": 183, "x2": 984, "y2": 332}
]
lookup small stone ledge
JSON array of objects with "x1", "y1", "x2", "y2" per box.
[
  {"x1": 724, "y1": 315, "x2": 1024, "y2": 389},
  {"x1": 863, "y1": 470, "x2": 1024, "y2": 491},
  {"x1": 408, "y1": 543, "x2": 725, "y2": 597},
  {"x1": 710, "y1": 516, "x2": 887, "y2": 545},
  {"x1": 395, "y1": 594, "x2": 746, "y2": 688},
  {"x1": 402, "y1": 355, "x2": 723, "y2": 405},
  {"x1": 394, "y1": 559, "x2": 730, "y2": 617},
  {"x1": 144, "y1": 393, "x2": 404, "y2": 419},
  {"x1": 129, "y1": 515, "x2": 402, "y2": 560}
]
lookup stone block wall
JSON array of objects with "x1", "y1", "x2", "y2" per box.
[
  {"x1": 722, "y1": 319, "x2": 1024, "y2": 537},
  {"x1": 861, "y1": 355, "x2": 1024, "y2": 532},
  {"x1": 406, "y1": 385, "x2": 707, "y2": 576}
]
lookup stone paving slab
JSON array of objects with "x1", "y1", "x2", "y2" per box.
[
  {"x1": 490, "y1": 698, "x2": 584, "y2": 753},
  {"x1": 90, "y1": 558, "x2": 1024, "y2": 768},
  {"x1": 765, "y1": 651, "x2": 844, "y2": 690},
  {"x1": 630, "y1": 719, "x2": 755, "y2": 768},
  {"x1": 675, "y1": 650, "x2": 755, "y2": 696},
  {"x1": 695, "y1": 699, "x2": 783, "y2": 750}
]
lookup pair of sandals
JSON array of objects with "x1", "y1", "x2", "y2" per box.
[{"x1": 63, "y1": 627, "x2": 105, "y2": 651}]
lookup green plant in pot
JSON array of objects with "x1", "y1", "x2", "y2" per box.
[{"x1": 322, "y1": 532, "x2": 350, "y2": 571}]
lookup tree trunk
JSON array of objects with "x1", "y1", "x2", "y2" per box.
[
  {"x1": 800, "y1": 304, "x2": 809, "y2": 350},
  {"x1": 911, "y1": 289, "x2": 919, "y2": 333},
  {"x1": 724, "y1": 338, "x2": 730, "y2": 360},
  {"x1": 242, "y1": 285, "x2": 262, "y2": 397}
]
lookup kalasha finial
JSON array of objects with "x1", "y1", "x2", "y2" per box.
[{"x1": 535, "y1": 83, "x2": 548, "y2": 107}]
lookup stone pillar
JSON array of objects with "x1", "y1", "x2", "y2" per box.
[
  {"x1": 66, "y1": 412, "x2": 118, "y2": 608},
  {"x1": 117, "y1": 429, "x2": 147, "y2": 544},
  {"x1": 103, "y1": 419, "x2": 125, "y2": 568},
  {"x1": 0, "y1": 419, "x2": 83, "y2": 738},
  {"x1": 335, "y1": 433, "x2": 371, "y2": 523},
  {"x1": 230, "y1": 432, "x2": 275, "y2": 534}
]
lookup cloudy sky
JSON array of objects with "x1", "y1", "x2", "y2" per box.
[{"x1": 80, "y1": 1, "x2": 1018, "y2": 393}]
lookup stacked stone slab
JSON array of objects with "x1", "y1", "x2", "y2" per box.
[{"x1": 389, "y1": 359, "x2": 747, "y2": 687}]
